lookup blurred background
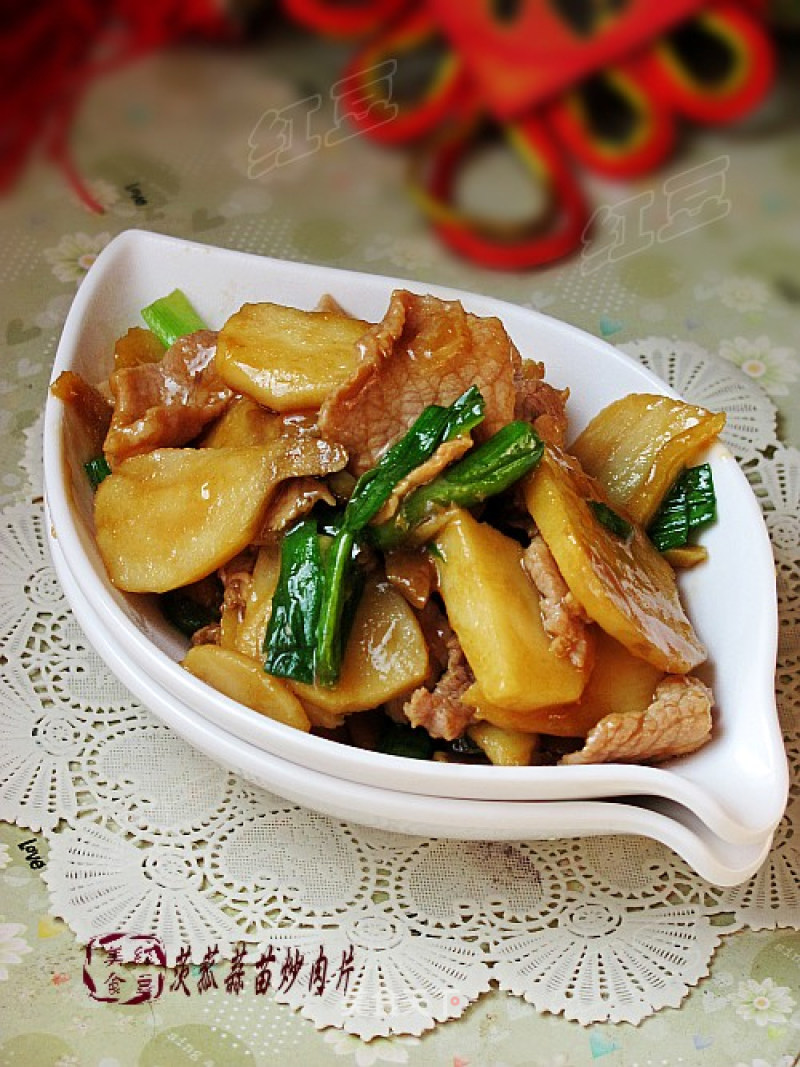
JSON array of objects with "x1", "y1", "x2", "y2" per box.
[{"x1": 1, "y1": 1, "x2": 798, "y2": 329}]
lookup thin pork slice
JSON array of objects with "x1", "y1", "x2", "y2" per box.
[
  {"x1": 319, "y1": 291, "x2": 521, "y2": 475},
  {"x1": 104, "y1": 330, "x2": 232, "y2": 467},
  {"x1": 560, "y1": 676, "x2": 713, "y2": 765}
]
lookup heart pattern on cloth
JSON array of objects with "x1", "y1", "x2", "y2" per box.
[
  {"x1": 589, "y1": 1031, "x2": 621, "y2": 1057},
  {"x1": 6, "y1": 319, "x2": 42, "y2": 346},
  {"x1": 599, "y1": 316, "x2": 624, "y2": 337},
  {"x1": 192, "y1": 208, "x2": 225, "y2": 231}
]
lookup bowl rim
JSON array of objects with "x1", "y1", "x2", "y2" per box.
[{"x1": 43, "y1": 228, "x2": 788, "y2": 844}]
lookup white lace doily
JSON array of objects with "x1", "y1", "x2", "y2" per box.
[{"x1": 2, "y1": 345, "x2": 799, "y2": 1038}]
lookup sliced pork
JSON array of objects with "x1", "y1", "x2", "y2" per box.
[
  {"x1": 404, "y1": 602, "x2": 475, "y2": 741},
  {"x1": 561, "y1": 675, "x2": 713, "y2": 765},
  {"x1": 522, "y1": 535, "x2": 592, "y2": 670},
  {"x1": 104, "y1": 330, "x2": 232, "y2": 467},
  {"x1": 319, "y1": 291, "x2": 521, "y2": 475}
]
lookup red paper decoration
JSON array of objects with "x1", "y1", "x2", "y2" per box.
[
  {"x1": 426, "y1": 0, "x2": 705, "y2": 118},
  {"x1": 340, "y1": 7, "x2": 472, "y2": 144},
  {"x1": 289, "y1": 0, "x2": 776, "y2": 268},
  {"x1": 0, "y1": 0, "x2": 236, "y2": 209},
  {"x1": 3, "y1": 0, "x2": 775, "y2": 270}
]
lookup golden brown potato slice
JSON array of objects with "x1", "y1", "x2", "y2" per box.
[
  {"x1": 464, "y1": 628, "x2": 665, "y2": 737},
  {"x1": 523, "y1": 448, "x2": 706, "y2": 673},
  {"x1": 198, "y1": 395, "x2": 287, "y2": 448},
  {"x1": 215, "y1": 302, "x2": 369, "y2": 412},
  {"x1": 113, "y1": 326, "x2": 165, "y2": 370},
  {"x1": 433, "y1": 510, "x2": 592, "y2": 711},
  {"x1": 289, "y1": 579, "x2": 429, "y2": 715},
  {"x1": 571, "y1": 394, "x2": 725, "y2": 526},
  {"x1": 95, "y1": 439, "x2": 346, "y2": 592},
  {"x1": 182, "y1": 645, "x2": 310, "y2": 731},
  {"x1": 50, "y1": 370, "x2": 113, "y2": 459},
  {"x1": 296, "y1": 700, "x2": 349, "y2": 732},
  {"x1": 663, "y1": 545, "x2": 708, "y2": 569},
  {"x1": 467, "y1": 722, "x2": 539, "y2": 766},
  {"x1": 198, "y1": 395, "x2": 322, "y2": 451}
]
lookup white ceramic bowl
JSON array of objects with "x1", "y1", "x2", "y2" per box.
[
  {"x1": 46, "y1": 522, "x2": 776, "y2": 887},
  {"x1": 43, "y1": 230, "x2": 788, "y2": 848}
]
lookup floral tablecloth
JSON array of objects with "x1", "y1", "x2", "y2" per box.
[{"x1": 1, "y1": 29, "x2": 799, "y2": 1067}]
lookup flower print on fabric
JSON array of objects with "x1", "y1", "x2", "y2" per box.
[
  {"x1": 719, "y1": 335, "x2": 799, "y2": 397},
  {"x1": 44, "y1": 232, "x2": 111, "y2": 284},
  {"x1": 732, "y1": 977, "x2": 796, "y2": 1028},
  {"x1": 694, "y1": 273, "x2": 771, "y2": 313}
]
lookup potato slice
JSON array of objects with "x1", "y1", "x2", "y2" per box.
[
  {"x1": 198, "y1": 394, "x2": 322, "y2": 451},
  {"x1": 199, "y1": 395, "x2": 286, "y2": 448},
  {"x1": 289, "y1": 579, "x2": 429, "y2": 715},
  {"x1": 297, "y1": 701, "x2": 347, "y2": 732},
  {"x1": 113, "y1": 326, "x2": 165, "y2": 370},
  {"x1": 183, "y1": 645, "x2": 310, "y2": 731},
  {"x1": 663, "y1": 545, "x2": 708, "y2": 569},
  {"x1": 95, "y1": 439, "x2": 345, "y2": 592},
  {"x1": 558, "y1": 629, "x2": 665, "y2": 727},
  {"x1": 523, "y1": 448, "x2": 706, "y2": 673},
  {"x1": 467, "y1": 722, "x2": 539, "y2": 766},
  {"x1": 571, "y1": 394, "x2": 725, "y2": 526},
  {"x1": 433, "y1": 510, "x2": 592, "y2": 711},
  {"x1": 215, "y1": 302, "x2": 369, "y2": 412},
  {"x1": 50, "y1": 370, "x2": 113, "y2": 459},
  {"x1": 465, "y1": 629, "x2": 665, "y2": 737}
]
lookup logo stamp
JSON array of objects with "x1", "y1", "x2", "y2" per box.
[{"x1": 83, "y1": 932, "x2": 166, "y2": 1004}]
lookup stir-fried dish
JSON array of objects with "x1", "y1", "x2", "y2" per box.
[{"x1": 52, "y1": 288, "x2": 726, "y2": 767}]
